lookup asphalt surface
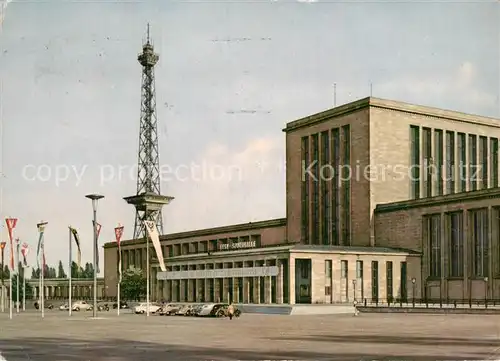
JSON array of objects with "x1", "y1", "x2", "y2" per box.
[{"x1": 1, "y1": 309, "x2": 500, "y2": 360}]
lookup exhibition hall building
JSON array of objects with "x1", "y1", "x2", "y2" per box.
[{"x1": 103, "y1": 97, "x2": 500, "y2": 304}]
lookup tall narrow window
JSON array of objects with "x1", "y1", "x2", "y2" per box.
[
  {"x1": 341, "y1": 124, "x2": 351, "y2": 246},
  {"x1": 301, "y1": 136, "x2": 310, "y2": 243},
  {"x1": 491, "y1": 138, "x2": 499, "y2": 188},
  {"x1": 426, "y1": 214, "x2": 442, "y2": 278},
  {"x1": 457, "y1": 133, "x2": 465, "y2": 192},
  {"x1": 400, "y1": 262, "x2": 407, "y2": 301},
  {"x1": 331, "y1": 128, "x2": 340, "y2": 245},
  {"x1": 386, "y1": 261, "x2": 393, "y2": 302},
  {"x1": 320, "y1": 131, "x2": 330, "y2": 245},
  {"x1": 311, "y1": 134, "x2": 319, "y2": 245},
  {"x1": 371, "y1": 261, "x2": 379, "y2": 301},
  {"x1": 341, "y1": 260, "x2": 348, "y2": 278},
  {"x1": 471, "y1": 208, "x2": 489, "y2": 277},
  {"x1": 434, "y1": 129, "x2": 443, "y2": 196},
  {"x1": 469, "y1": 134, "x2": 477, "y2": 191},
  {"x1": 448, "y1": 211, "x2": 464, "y2": 277},
  {"x1": 479, "y1": 136, "x2": 488, "y2": 189},
  {"x1": 325, "y1": 260, "x2": 332, "y2": 279},
  {"x1": 356, "y1": 260, "x2": 363, "y2": 279},
  {"x1": 422, "y1": 127, "x2": 432, "y2": 197},
  {"x1": 410, "y1": 126, "x2": 420, "y2": 199},
  {"x1": 446, "y1": 131, "x2": 455, "y2": 194}
]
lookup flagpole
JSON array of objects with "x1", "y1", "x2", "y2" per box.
[
  {"x1": 9, "y1": 264, "x2": 12, "y2": 319},
  {"x1": 38, "y1": 258, "x2": 41, "y2": 316},
  {"x1": 41, "y1": 245, "x2": 44, "y2": 319},
  {"x1": 22, "y1": 266, "x2": 25, "y2": 311},
  {"x1": 68, "y1": 227, "x2": 72, "y2": 317},
  {"x1": 117, "y1": 245, "x2": 121, "y2": 316},
  {"x1": 39, "y1": 222, "x2": 46, "y2": 319},
  {"x1": 115, "y1": 224, "x2": 123, "y2": 317},
  {"x1": 146, "y1": 232, "x2": 150, "y2": 317},
  {"x1": 16, "y1": 240, "x2": 19, "y2": 313}
]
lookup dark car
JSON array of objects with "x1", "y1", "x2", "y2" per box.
[
  {"x1": 197, "y1": 303, "x2": 240, "y2": 317},
  {"x1": 112, "y1": 301, "x2": 129, "y2": 309},
  {"x1": 34, "y1": 301, "x2": 53, "y2": 310}
]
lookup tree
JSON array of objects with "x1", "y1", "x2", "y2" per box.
[
  {"x1": 71, "y1": 261, "x2": 80, "y2": 278},
  {"x1": 82, "y1": 262, "x2": 94, "y2": 279},
  {"x1": 43, "y1": 265, "x2": 56, "y2": 278},
  {"x1": 121, "y1": 266, "x2": 146, "y2": 301},
  {"x1": 57, "y1": 261, "x2": 67, "y2": 278},
  {"x1": 0, "y1": 265, "x2": 9, "y2": 280}
]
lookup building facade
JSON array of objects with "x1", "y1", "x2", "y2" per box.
[
  {"x1": 2, "y1": 278, "x2": 106, "y2": 300},
  {"x1": 104, "y1": 97, "x2": 500, "y2": 304}
]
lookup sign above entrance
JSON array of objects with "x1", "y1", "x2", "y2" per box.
[
  {"x1": 219, "y1": 240, "x2": 256, "y2": 251},
  {"x1": 157, "y1": 266, "x2": 279, "y2": 280}
]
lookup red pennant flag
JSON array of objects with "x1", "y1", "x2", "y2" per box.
[
  {"x1": 96, "y1": 222, "x2": 102, "y2": 240},
  {"x1": 5, "y1": 218, "x2": 18, "y2": 270},
  {"x1": 114, "y1": 225, "x2": 124, "y2": 249}
]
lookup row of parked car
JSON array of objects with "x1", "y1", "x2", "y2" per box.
[
  {"x1": 134, "y1": 302, "x2": 242, "y2": 318},
  {"x1": 49, "y1": 300, "x2": 130, "y2": 312}
]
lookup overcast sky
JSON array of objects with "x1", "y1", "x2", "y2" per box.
[{"x1": 0, "y1": 0, "x2": 498, "y2": 274}]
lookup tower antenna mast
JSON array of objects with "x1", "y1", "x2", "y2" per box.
[{"x1": 125, "y1": 24, "x2": 174, "y2": 240}]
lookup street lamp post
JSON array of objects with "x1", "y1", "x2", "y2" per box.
[
  {"x1": 411, "y1": 278, "x2": 416, "y2": 308},
  {"x1": 0, "y1": 242, "x2": 5, "y2": 312},
  {"x1": 85, "y1": 194, "x2": 104, "y2": 319},
  {"x1": 484, "y1": 277, "x2": 488, "y2": 308},
  {"x1": 352, "y1": 279, "x2": 357, "y2": 302}
]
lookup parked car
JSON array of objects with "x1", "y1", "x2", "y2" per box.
[
  {"x1": 34, "y1": 301, "x2": 54, "y2": 310},
  {"x1": 197, "y1": 303, "x2": 229, "y2": 317},
  {"x1": 158, "y1": 303, "x2": 180, "y2": 316},
  {"x1": 134, "y1": 302, "x2": 161, "y2": 314},
  {"x1": 193, "y1": 304, "x2": 206, "y2": 316},
  {"x1": 186, "y1": 304, "x2": 203, "y2": 316},
  {"x1": 112, "y1": 301, "x2": 129, "y2": 309},
  {"x1": 218, "y1": 305, "x2": 241, "y2": 318},
  {"x1": 175, "y1": 305, "x2": 192, "y2": 316},
  {"x1": 72, "y1": 301, "x2": 93, "y2": 311},
  {"x1": 59, "y1": 303, "x2": 69, "y2": 311},
  {"x1": 98, "y1": 303, "x2": 110, "y2": 311}
]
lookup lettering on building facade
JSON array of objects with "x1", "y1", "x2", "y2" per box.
[
  {"x1": 157, "y1": 266, "x2": 279, "y2": 280},
  {"x1": 218, "y1": 240, "x2": 257, "y2": 251}
]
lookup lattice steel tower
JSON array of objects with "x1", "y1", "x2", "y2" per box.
[{"x1": 124, "y1": 24, "x2": 174, "y2": 240}]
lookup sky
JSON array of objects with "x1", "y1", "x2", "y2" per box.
[{"x1": 0, "y1": 0, "x2": 498, "y2": 275}]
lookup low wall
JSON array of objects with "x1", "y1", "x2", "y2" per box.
[
  {"x1": 236, "y1": 304, "x2": 355, "y2": 315},
  {"x1": 358, "y1": 306, "x2": 500, "y2": 315}
]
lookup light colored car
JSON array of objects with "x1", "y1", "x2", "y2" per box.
[
  {"x1": 159, "y1": 303, "x2": 180, "y2": 316},
  {"x1": 197, "y1": 303, "x2": 216, "y2": 316},
  {"x1": 72, "y1": 301, "x2": 93, "y2": 311},
  {"x1": 134, "y1": 302, "x2": 161, "y2": 314},
  {"x1": 59, "y1": 303, "x2": 69, "y2": 311}
]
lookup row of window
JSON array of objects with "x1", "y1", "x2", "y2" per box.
[
  {"x1": 301, "y1": 125, "x2": 351, "y2": 246},
  {"x1": 324, "y1": 259, "x2": 407, "y2": 301},
  {"x1": 121, "y1": 234, "x2": 262, "y2": 269},
  {"x1": 425, "y1": 208, "x2": 494, "y2": 278},
  {"x1": 410, "y1": 126, "x2": 499, "y2": 199}
]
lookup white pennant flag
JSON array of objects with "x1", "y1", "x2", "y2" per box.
[{"x1": 143, "y1": 220, "x2": 166, "y2": 272}]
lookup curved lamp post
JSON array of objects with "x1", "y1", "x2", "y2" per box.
[
  {"x1": 411, "y1": 278, "x2": 416, "y2": 307},
  {"x1": 484, "y1": 277, "x2": 488, "y2": 307},
  {"x1": 85, "y1": 194, "x2": 104, "y2": 318}
]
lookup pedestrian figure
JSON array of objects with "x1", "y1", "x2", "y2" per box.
[
  {"x1": 353, "y1": 300, "x2": 359, "y2": 316},
  {"x1": 228, "y1": 303, "x2": 235, "y2": 320}
]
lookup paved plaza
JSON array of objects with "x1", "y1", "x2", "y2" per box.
[{"x1": 1, "y1": 310, "x2": 500, "y2": 360}]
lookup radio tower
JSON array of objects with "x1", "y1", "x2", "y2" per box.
[{"x1": 124, "y1": 24, "x2": 174, "y2": 240}]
